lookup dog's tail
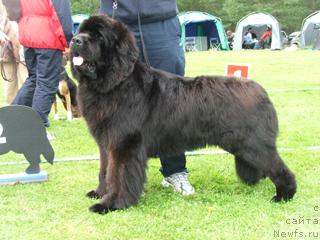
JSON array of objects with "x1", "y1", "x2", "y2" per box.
[{"x1": 42, "y1": 139, "x2": 54, "y2": 164}]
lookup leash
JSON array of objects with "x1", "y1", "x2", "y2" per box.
[
  {"x1": 111, "y1": 0, "x2": 118, "y2": 19},
  {"x1": 111, "y1": 0, "x2": 151, "y2": 68},
  {"x1": 136, "y1": 0, "x2": 151, "y2": 68},
  {"x1": 0, "y1": 41, "x2": 26, "y2": 82}
]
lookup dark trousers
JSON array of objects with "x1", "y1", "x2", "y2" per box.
[
  {"x1": 12, "y1": 48, "x2": 62, "y2": 127},
  {"x1": 128, "y1": 16, "x2": 187, "y2": 177}
]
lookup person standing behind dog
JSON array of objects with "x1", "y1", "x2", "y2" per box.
[
  {"x1": 100, "y1": 0, "x2": 195, "y2": 196},
  {"x1": 0, "y1": 0, "x2": 27, "y2": 104},
  {"x1": 11, "y1": 0, "x2": 73, "y2": 130}
]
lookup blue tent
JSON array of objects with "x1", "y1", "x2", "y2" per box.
[
  {"x1": 72, "y1": 14, "x2": 89, "y2": 34},
  {"x1": 178, "y1": 11, "x2": 229, "y2": 51}
]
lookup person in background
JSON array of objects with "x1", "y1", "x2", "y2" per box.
[
  {"x1": 243, "y1": 27, "x2": 258, "y2": 49},
  {"x1": 10, "y1": 0, "x2": 73, "y2": 139},
  {"x1": 100, "y1": 0, "x2": 195, "y2": 196},
  {"x1": 0, "y1": 0, "x2": 27, "y2": 104},
  {"x1": 254, "y1": 25, "x2": 272, "y2": 49},
  {"x1": 226, "y1": 30, "x2": 234, "y2": 49}
]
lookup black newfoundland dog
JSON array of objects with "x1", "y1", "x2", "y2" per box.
[{"x1": 70, "y1": 15, "x2": 296, "y2": 214}]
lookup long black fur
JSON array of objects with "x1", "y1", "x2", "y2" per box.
[{"x1": 70, "y1": 15, "x2": 297, "y2": 214}]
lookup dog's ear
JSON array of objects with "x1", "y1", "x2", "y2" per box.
[
  {"x1": 86, "y1": 16, "x2": 140, "y2": 93},
  {"x1": 112, "y1": 21, "x2": 139, "y2": 77}
]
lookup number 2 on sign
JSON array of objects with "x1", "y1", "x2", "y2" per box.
[{"x1": 0, "y1": 123, "x2": 7, "y2": 144}]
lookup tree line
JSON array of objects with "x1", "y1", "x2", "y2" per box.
[{"x1": 71, "y1": 0, "x2": 320, "y2": 33}]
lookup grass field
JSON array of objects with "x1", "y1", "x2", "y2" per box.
[{"x1": 0, "y1": 50, "x2": 319, "y2": 240}]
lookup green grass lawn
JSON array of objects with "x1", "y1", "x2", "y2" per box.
[{"x1": 0, "y1": 50, "x2": 320, "y2": 240}]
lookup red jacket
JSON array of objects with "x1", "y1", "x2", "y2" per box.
[
  {"x1": 19, "y1": 0, "x2": 72, "y2": 50},
  {"x1": 260, "y1": 31, "x2": 272, "y2": 41}
]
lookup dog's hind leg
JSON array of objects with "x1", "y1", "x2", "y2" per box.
[
  {"x1": 53, "y1": 97, "x2": 59, "y2": 120},
  {"x1": 89, "y1": 133, "x2": 147, "y2": 214},
  {"x1": 86, "y1": 144, "x2": 108, "y2": 199},
  {"x1": 267, "y1": 151, "x2": 297, "y2": 202},
  {"x1": 235, "y1": 144, "x2": 296, "y2": 202},
  {"x1": 65, "y1": 92, "x2": 72, "y2": 121}
]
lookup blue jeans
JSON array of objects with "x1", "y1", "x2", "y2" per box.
[
  {"x1": 254, "y1": 41, "x2": 262, "y2": 49},
  {"x1": 12, "y1": 47, "x2": 62, "y2": 127},
  {"x1": 128, "y1": 16, "x2": 187, "y2": 177}
]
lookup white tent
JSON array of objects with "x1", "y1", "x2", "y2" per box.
[
  {"x1": 315, "y1": 36, "x2": 320, "y2": 50},
  {"x1": 233, "y1": 12, "x2": 282, "y2": 50},
  {"x1": 300, "y1": 11, "x2": 320, "y2": 50}
]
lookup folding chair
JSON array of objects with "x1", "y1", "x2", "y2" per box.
[
  {"x1": 185, "y1": 37, "x2": 197, "y2": 52},
  {"x1": 209, "y1": 37, "x2": 220, "y2": 50}
]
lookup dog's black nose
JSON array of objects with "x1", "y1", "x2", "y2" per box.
[{"x1": 71, "y1": 36, "x2": 83, "y2": 46}]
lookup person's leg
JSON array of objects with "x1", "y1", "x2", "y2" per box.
[
  {"x1": 131, "y1": 17, "x2": 194, "y2": 195},
  {"x1": 148, "y1": 41, "x2": 188, "y2": 177},
  {"x1": 32, "y1": 48, "x2": 62, "y2": 127},
  {"x1": 4, "y1": 60, "x2": 28, "y2": 104},
  {"x1": 16, "y1": 61, "x2": 28, "y2": 88},
  {"x1": 3, "y1": 62, "x2": 18, "y2": 104},
  {"x1": 159, "y1": 155, "x2": 186, "y2": 177},
  {"x1": 12, "y1": 47, "x2": 37, "y2": 107},
  {"x1": 254, "y1": 41, "x2": 262, "y2": 49},
  {"x1": 148, "y1": 40, "x2": 193, "y2": 193}
]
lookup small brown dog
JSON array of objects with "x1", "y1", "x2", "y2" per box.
[{"x1": 53, "y1": 51, "x2": 81, "y2": 121}]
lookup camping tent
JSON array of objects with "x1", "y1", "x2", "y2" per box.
[
  {"x1": 300, "y1": 11, "x2": 320, "y2": 50},
  {"x1": 178, "y1": 11, "x2": 229, "y2": 51},
  {"x1": 72, "y1": 14, "x2": 89, "y2": 34},
  {"x1": 233, "y1": 12, "x2": 282, "y2": 50},
  {"x1": 314, "y1": 35, "x2": 320, "y2": 50}
]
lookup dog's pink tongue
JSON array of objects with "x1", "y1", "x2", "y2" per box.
[{"x1": 73, "y1": 56, "x2": 84, "y2": 66}]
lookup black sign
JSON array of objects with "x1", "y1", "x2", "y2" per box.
[{"x1": 0, "y1": 106, "x2": 54, "y2": 174}]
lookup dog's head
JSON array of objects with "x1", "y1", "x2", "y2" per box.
[{"x1": 70, "y1": 15, "x2": 139, "y2": 92}]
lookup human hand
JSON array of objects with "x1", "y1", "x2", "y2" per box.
[{"x1": 63, "y1": 48, "x2": 70, "y2": 55}]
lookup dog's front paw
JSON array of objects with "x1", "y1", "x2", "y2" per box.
[
  {"x1": 86, "y1": 190, "x2": 102, "y2": 199},
  {"x1": 89, "y1": 203, "x2": 116, "y2": 214},
  {"x1": 89, "y1": 203, "x2": 108, "y2": 214}
]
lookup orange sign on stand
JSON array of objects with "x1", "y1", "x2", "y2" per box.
[{"x1": 226, "y1": 63, "x2": 251, "y2": 79}]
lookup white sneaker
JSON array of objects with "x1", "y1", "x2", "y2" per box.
[
  {"x1": 53, "y1": 113, "x2": 60, "y2": 120},
  {"x1": 161, "y1": 172, "x2": 195, "y2": 196},
  {"x1": 67, "y1": 111, "x2": 73, "y2": 121},
  {"x1": 46, "y1": 130, "x2": 55, "y2": 141}
]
